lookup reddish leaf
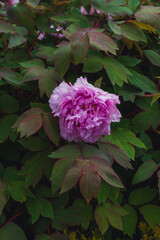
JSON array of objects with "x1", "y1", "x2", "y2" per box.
[
  {"x1": 18, "y1": 114, "x2": 43, "y2": 138},
  {"x1": 90, "y1": 157, "x2": 124, "y2": 188},
  {"x1": 43, "y1": 113, "x2": 60, "y2": 146},
  {"x1": 0, "y1": 181, "x2": 6, "y2": 215},
  {"x1": 88, "y1": 30, "x2": 118, "y2": 55},
  {"x1": 0, "y1": 21, "x2": 16, "y2": 34},
  {"x1": 60, "y1": 159, "x2": 86, "y2": 194},
  {"x1": 135, "y1": 6, "x2": 160, "y2": 30},
  {"x1": 13, "y1": 108, "x2": 44, "y2": 138},
  {"x1": 98, "y1": 137, "x2": 132, "y2": 169},
  {"x1": 70, "y1": 31, "x2": 90, "y2": 64},
  {"x1": 61, "y1": 156, "x2": 123, "y2": 202},
  {"x1": 23, "y1": 67, "x2": 60, "y2": 97},
  {"x1": 79, "y1": 161, "x2": 101, "y2": 203},
  {"x1": 50, "y1": 145, "x2": 81, "y2": 193}
]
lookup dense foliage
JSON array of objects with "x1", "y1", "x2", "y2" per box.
[{"x1": 0, "y1": 0, "x2": 160, "y2": 239}]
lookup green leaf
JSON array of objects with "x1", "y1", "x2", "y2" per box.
[
  {"x1": 105, "y1": 202, "x2": 128, "y2": 217},
  {"x1": 135, "y1": 6, "x2": 160, "y2": 30},
  {"x1": 0, "y1": 67, "x2": 24, "y2": 86},
  {"x1": 129, "y1": 186, "x2": 158, "y2": 206},
  {"x1": 36, "y1": 47, "x2": 54, "y2": 60},
  {"x1": 0, "y1": 115, "x2": 17, "y2": 143},
  {"x1": 20, "y1": 59, "x2": 45, "y2": 68},
  {"x1": 51, "y1": 157, "x2": 77, "y2": 194},
  {"x1": 128, "y1": 69, "x2": 157, "y2": 93},
  {"x1": 119, "y1": 85, "x2": 144, "y2": 102},
  {"x1": 73, "y1": 199, "x2": 93, "y2": 230},
  {"x1": 117, "y1": 56, "x2": 141, "y2": 67},
  {"x1": 51, "y1": 14, "x2": 79, "y2": 23},
  {"x1": 120, "y1": 23, "x2": 147, "y2": 43},
  {"x1": 26, "y1": 0, "x2": 40, "y2": 7},
  {"x1": 19, "y1": 151, "x2": 52, "y2": 187},
  {"x1": 49, "y1": 144, "x2": 81, "y2": 159},
  {"x1": 132, "y1": 160, "x2": 158, "y2": 184},
  {"x1": 15, "y1": 26, "x2": 28, "y2": 36},
  {"x1": 123, "y1": 204, "x2": 138, "y2": 238},
  {"x1": 0, "y1": 94, "x2": 19, "y2": 113},
  {"x1": 0, "y1": 21, "x2": 15, "y2": 34},
  {"x1": 18, "y1": 136, "x2": 50, "y2": 151},
  {"x1": 98, "y1": 180, "x2": 119, "y2": 204},
  {"x1": 104, "y1": 57, "x2": 130, "y2": 86},
  {"x1": 140, "y1": 204, "x2": 160, "y2": 228},
  {"x1": 0, "y1": 222, "x2": 27, "y2": 240},
  {"x1": 70, "y1": 31, "x2": 90, "y2": 65},
  {"x1": 105, "y1": 128, "x2": 145, "y2": 160},
  {"x1": 8, "y1": 35, "x2": 27, "y2": 48},
  {"x1": 26, "y1": 197, "x2": 53, "y2": 223},
  {"x1": 95, "y1": 201, "x2": 126, "y2": 233},
  {"x1": 83, "y1": 56, "x2": 103, "y2": 73},
  {"x1": 108, "y1": 21, "x2": 121, "y2": 35},
  {"x1": 3, "y1": 167, "x2": 26, "y2": 203},
  {"x1": 144, "y1": 50, "x2": 160, "y2": 67},
  {"x1": 34, "y1": 232, "x2": 69, "y2": 240},
  {"x1": 43, "y1": 113, "x2": 60, "y2": 146},
  {"x1": 133, "y1": 98, "x2": 160, "y2": 131},
  {"x1": 54, "y1": 42, "x2": 72, "y2": 77},
  {"x1": 92, "y1": 0, "x2": 132, "y2": 15},
  {"x1": 95, "y1": 205, "x2": 109, "y2": 235},
  {"x1": 0, "y1": 181, "x2": 6, "y2": 215},
  {"x1": 10, "y1": 5, "x2": 34, "y2": 33},
  {"x1": 128, "y1": 0, "x2": 140, "y2": 12},
  {"x1": 52, "y1": 195, "x2": 83, "y2": 230},
  {"x1": 88, "y1": 29, "x2": 118, "y2": 55}
]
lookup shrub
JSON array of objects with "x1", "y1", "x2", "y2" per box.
[{"x1": 0, "y1": 0, "x2": 160, "y2": 239}]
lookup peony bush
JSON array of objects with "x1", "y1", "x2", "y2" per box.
[{"x1": 0, "y1": 0, "x2": 160, "y2": 239}]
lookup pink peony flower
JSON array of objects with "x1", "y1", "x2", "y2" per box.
[{"x1": 49, "y1": 77, "x2": 121, "y2": 143}]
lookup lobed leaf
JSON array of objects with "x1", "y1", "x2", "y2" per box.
[
  {"x1": 70, "y1": 31, "x2": 90, "y2": 65},
  {"x1": 135, "y1": 6, "x2": 160, "y2": 30},
  {"x1": 123, "y1": 204, "x2": 138, "y2": 238},
  {"x1": 88, "y1": 29, "x2": 118, "y2": 55}
]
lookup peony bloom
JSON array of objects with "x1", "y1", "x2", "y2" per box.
[{"x1": 49, "y1": 77, "x2": 121, "y2": 143}]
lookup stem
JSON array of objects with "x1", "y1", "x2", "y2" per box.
[
  {"x1": 94, "y1": 13, "x2": 104, "y2": 28},
  {"x1": 5, "y1": 212, "x2": 23, "y2": 224},
  {"x1": 25, "y1": 43, "x2": 33, "y2": 59},
  {"x1": 141, "y1": 93, "x2": 160, "y2": 97},
  {"x1": 156, "y1": 80, "x2": 160, "y2": 90},
  {"x1": 123, "y1": 109, "x2": 141, "y2": 118},
  {"x1": 30, "y1": 31, "x2": 42, "y2": 51},
  {"x1": 52, "y1": 0, "x2": 60, "y2": 12},
  {"x1": 57, "y1": 4, "x2": 64, "y2": 14},
  {"x1": 125, "y1": 14, "x2": 135, "y2": 23},
  {"x1": 8, "y1": 0, "x2": 11, "y2": 6}
]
